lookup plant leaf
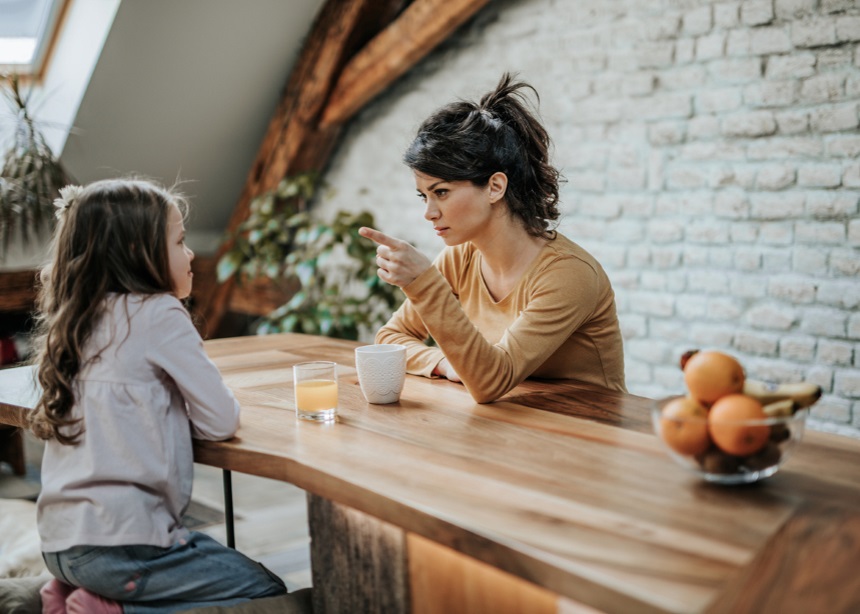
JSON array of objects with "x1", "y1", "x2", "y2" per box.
[{"x1": 216, "y1": 250, "x2": 243, "y2": 281}]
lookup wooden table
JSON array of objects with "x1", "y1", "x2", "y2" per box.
[{"x1": 2, "y1": 333, "x2": 860, "y2": 613}]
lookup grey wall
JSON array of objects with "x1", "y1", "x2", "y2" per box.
[{"x1": 315, "y1": 0, "x2": 860, "y2": 436}]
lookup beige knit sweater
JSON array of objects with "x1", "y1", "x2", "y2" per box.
[{"x1": 376, "y1": 233, "x2": 626, "y2": 403}]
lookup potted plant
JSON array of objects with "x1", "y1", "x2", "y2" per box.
[
  {"x1": 217, "y1": 172, "x2": 404, "y2": 341},
  {"x1": 0, "y1": 73, "x2": 74, "y2": 258}
]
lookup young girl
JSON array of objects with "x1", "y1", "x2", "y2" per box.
[
  {"x1": 30, "y1": 179, "x2": 288, "y2": 613},
  {"x1": 360, "y1": 73, "x2": 626, "y2": 403}
]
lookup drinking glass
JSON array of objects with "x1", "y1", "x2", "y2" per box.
[{"x1": 293, "y1": 361, "x2": 338, "y2": 422}]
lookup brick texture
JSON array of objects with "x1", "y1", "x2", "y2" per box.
[{"x1": 317, "y1": 0, "x2": 860, "y2": 435}]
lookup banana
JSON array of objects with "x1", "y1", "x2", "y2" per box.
[
  {"x1": 679, "y1": 349, "x2": 699, "y2": 370},
  {"x1": 762, "y1": 398, "x2": 797, "y2": 418},
  {"x1": 743, "y1": 380, "x2": 822, "y2": 409}
]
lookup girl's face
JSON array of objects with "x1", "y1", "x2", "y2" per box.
[
  {"x1": 414, "y1": 171, "x2": 497, "y2": 247},
  {"x1": 166, "y1": 203, "x2": 194, "y2": 299}
]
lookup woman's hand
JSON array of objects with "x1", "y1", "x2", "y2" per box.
[
  {"x1": 433, "y1": 358, "x2": 462, "y2": 383},
  {"x1": 359, "y1": 227, "x2": 432, "y2": 288}
]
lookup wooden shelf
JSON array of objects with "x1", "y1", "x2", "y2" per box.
[{"x1": 0, "y1": 270, "x2": 38, "y2": 313}]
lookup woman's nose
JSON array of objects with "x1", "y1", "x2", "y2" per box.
[
  {"x1": 187, "y1": 246, "x2": 195, "y2": 261},
  {"x1": 424, "y1": 202, "x2": 439, "y2": 222}
]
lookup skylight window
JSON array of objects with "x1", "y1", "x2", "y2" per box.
[{"x1": 0, "y1": 0, "x2": 68, "y2": 77}]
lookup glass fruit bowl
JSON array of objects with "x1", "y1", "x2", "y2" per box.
[{"x1": 651, "y1": 396, "x2": 808, "y2": 485}]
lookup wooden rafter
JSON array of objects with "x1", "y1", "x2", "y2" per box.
[
  {"x1": 320, "y1": 0, "x2": 491, "y2": 129},
  {"x1": 202, "y1": 0, "x2": 490, "y2": 335}
]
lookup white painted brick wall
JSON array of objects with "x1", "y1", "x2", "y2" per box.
[{"x1": 315, "y1": 0, "x2": 860, "y2": 436}]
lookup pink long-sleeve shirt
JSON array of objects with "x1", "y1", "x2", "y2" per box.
[{"x1": 37, "y1": 293, "x2": 240, "y2": 552}]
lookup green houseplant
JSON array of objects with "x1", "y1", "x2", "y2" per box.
[
  {"x1": 217, "y1": 172, "x2": 404, "y2": 340},
  {"x1": 0, "y1": 73, "x2": 73, "y2": 257}
]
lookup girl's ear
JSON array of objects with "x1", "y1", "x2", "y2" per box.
[{"x1": 487, "y1": 172, "x2": 508, "y2": 204}]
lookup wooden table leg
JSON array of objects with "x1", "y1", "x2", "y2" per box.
[
  {"x1": 223, "y1": 469, "x2": 235, "y2": 548},
  {"x1": 305, "y1": 496, "x2": 563, "y2": 614},
  {"x1": 307, "y1": 494, "x2": 409, "y2": 614},
  {"x1": 407, "y1": 533, "x2": 560, "y2": 614}
]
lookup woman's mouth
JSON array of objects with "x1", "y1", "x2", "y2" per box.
[{"x1": 434, "y1": 226, "x2": 449, "y2": 236}]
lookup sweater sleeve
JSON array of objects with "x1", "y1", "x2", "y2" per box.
[
  {"x1": 399, "y1": 252, "x2": 601, "y2": 403},
  {"x1": 375, "y1": 297, "x2": 446, "y2": 378},
  {"x1": 147, "y1": 297, "x2": 241, "y2": 440},
  {"x1": 376, "y1": 249, "x2": 453, "y2": 377}
]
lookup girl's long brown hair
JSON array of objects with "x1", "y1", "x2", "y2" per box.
[{"x1": 30, "y1": 178, "x2": 187, "y2": 445}]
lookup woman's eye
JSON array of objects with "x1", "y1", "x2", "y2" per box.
[
  {"x1": 435, "y1": 189, "x2": 448, "y2": 197},
  {"x1": 416, "y1": 192, "x2": 427, "y2": 201}
]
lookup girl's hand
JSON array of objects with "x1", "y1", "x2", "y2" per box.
[
  {"x1": 359, "y1": 227, "x2": 432, "y2": 288},
  {"x1": 434, "y1": 358, "x2": 462, "y2": 383}
]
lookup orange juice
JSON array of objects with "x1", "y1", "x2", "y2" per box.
[{"x1": 295, "y1": 379, "x2": 338, "y2": 412}]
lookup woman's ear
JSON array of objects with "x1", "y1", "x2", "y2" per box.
[{"x1": 487, "y1": 172, "x2": 508, "y2": 204}]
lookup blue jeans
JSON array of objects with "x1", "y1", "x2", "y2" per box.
[{"x1": 43, "y1": 532, "x2": 287, "y2": 613}]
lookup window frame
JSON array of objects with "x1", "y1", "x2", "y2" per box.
[{"x1": 0, "y1": 0, "x2": 72, "y2": 81}]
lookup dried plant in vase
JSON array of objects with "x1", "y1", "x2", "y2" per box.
[{"x1": 0, "y1": 73, "x2": 74, "y2": 257}]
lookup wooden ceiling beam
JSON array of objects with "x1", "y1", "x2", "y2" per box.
[
  {"x1": 319, "y1": 0, "x2": 491, "y2": 129},
  {"x1": 233, "y1": 0, "x2": 375, "y2": 205}
]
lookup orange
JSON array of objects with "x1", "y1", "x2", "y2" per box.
[
  {"x1": 683, "y1": 350, "x2": 745, "y2": 405},
  {"x1": 659, "y1": 396, "x2": 711, "y2": 456},
  {"x1": 708, "y1": 394, "x2": 770, "y2": 456}
]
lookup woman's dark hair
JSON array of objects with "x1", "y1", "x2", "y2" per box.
[
  {"x1": 403, "y1": 72, "x2": 561, "y2": 238},
  {"x1": 30, "y1": 178, "x2": 187, "y2": 445}
]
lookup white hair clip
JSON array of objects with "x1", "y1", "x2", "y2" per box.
[{"x1": 53, "y1": 184, "x2": 84, "y2": 218}]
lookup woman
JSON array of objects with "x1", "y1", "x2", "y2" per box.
[{"x1": 359, "y1": 73, "x2": 625, "y2": 403}]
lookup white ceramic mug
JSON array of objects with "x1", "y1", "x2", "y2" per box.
[{"x1": 355, "y1": 344, "x2": 407, "y2": 404}]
